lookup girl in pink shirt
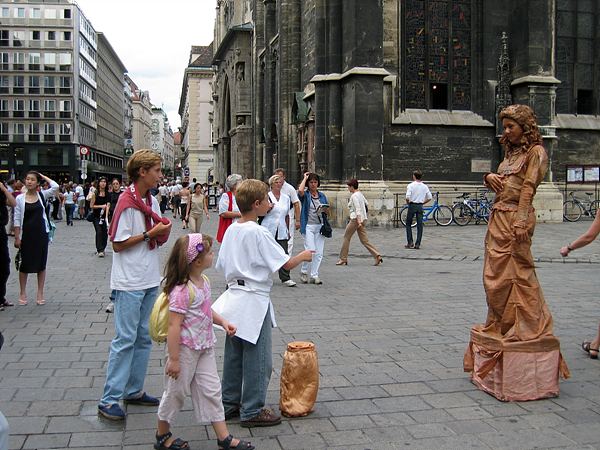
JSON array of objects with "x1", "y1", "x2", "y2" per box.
[{"x1": 155, "y1": 233, "x2": 254, "y2": 450}]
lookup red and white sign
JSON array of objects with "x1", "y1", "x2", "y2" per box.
[{"x1": 79, "y1": 146, "x2": 90, "y2": 157}]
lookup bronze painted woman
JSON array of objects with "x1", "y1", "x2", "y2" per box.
[{"x1": 464, "y1": 104, "x2": 569, "y2": 401}]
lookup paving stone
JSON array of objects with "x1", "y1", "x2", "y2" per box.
[
  {"x1": 276, "y1": 432, "x2": 327, "y2": 449},
  {"x1": 23, "y1": 433, "x2": 71, "y2": 449},
  {"x1": 445, "y1": 419, "x2": 497, "y2": 435},
  {"x1": 330, "y1": 414, "x2": 376, "y2": 430},
  {"x1": 6, "y1": 416, "x2": 47, "y2": 435},
  {"x1": 477, "y1": 428, "x2": 576, "y2": 449},
  {"x1": 288, "y1": 417, "x2": 335, "y2": 433},
  {"x1": 69, "y1": 431, "x2": 124, "y2": 447},
  {"x1": 321, "y1": 429, "x2": 372, "y2": 446},
  {"x1": 405, "y1": 422, "x2": 456, "y2": 439}
]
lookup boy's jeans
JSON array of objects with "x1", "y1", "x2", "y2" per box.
[
  {"x1": 222, "y1": 313, "x2": 272, "y2": 421},
  {"x1": 99, "y1": 287, "x2": 158, "y2": 406}
]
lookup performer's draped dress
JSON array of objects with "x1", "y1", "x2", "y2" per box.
[{"x1": 464, "y1": 144, "x2": 569, "y2": 401}]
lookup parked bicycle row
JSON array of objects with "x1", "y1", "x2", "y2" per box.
[{"x1": 393, "y1": 191, "x2": 494, "y2": 227}]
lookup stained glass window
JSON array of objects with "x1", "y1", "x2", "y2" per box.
[{"x1": 403, "y1": 0, "x2": 472, "y2": 110}]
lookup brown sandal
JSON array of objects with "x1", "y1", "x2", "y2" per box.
[{"x1": 582, "y1": 341, "x2": 599, "y2": 359}]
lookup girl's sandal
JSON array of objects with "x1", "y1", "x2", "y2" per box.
[
  {"x1": 154, "y1": 432, "x2": 189, "y2": 450},
  {"x1": 217, "y1": 434, "x2": 255, "y2": 450},
  {"x1": 18, "y1": 298, "x2": 28, "y2": 306}
]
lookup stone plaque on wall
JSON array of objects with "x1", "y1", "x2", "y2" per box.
[{"x1": 471, "y1": 158, "x2": 491, "y2": 173}]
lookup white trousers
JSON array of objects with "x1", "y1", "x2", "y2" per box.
[
  {"x1": 301, "y1": 224, "x2": 325, "y2": 278},
  {"x1": 157, "y1": 345, "x2": 225, "y2": 424}
]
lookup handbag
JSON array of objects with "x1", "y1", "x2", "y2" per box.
[
  {"x1": 85, "y1": 211, "x2": 95, "y2": 222},
  {"x1": 319, "y1": 213, "x2": 332, "y2": 238},
  {"x1": 216, "y1": 191, "x2": 233, "y2": 243},
  {"x1": 14, "y1": 249, "x2": 21, "y2": 271},
  {"x1": 149, "y1": 280, "x2": 198, "y2": 343}
]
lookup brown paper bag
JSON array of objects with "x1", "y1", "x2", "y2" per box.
[{"x1": 280, "y1": 341, "x2": 319, "y2": 417}]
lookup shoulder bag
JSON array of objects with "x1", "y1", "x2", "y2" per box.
[{"x1": 216, "y1": 191, "x2": 233, "y2": 243}]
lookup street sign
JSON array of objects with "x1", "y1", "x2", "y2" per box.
[
  {"x1": 81, "y1": 173, "x2": 87, "y2": 180},
  {"x1": 79, "y1": 146, "x2": 89, "y2": 157},
  {"x1": 124, "y1": 147, "x2": 133, "y2": 156},
  {"x1": 183, "y1": 167, "x2": 190, "y2": 177}
]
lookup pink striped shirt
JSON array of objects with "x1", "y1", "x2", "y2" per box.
[{"x1": 168, "y1": 278, "x2": 216, "y2": 351}]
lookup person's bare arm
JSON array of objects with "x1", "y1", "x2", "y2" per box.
[
  {"x1": 112, "y1": 221, "x2": 172, "y2": 253},
  {"x1": 0, "y1": 183, "x2": 15, "y2": 207}
]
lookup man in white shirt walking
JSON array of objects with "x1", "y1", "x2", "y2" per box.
[
  {"x1": 405, "y1": 170, "x2": 432, "y2": 250},
  {"x1": 274, "y1": 168, "x2": 300, "y2": 253}
]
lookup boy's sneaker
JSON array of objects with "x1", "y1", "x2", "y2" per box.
[
  {"x1": 98, "y1": 403, "x2": 125, "y2": 421},
  {"x1": 300, "y1": 273, "x2": 309, "y2": 284},
  {"x1": 310, "y1": 277, "x2": 323, "y2": 285},
  {"x1": 123, "y1": 392, "x2": 160, "y2": 406},
  {"x1": 240, "y1": 407, "x2": 281, "y2": 428},
  {"x1": 105, "y1": 302, "x2": 114, "y2": 313},
  {"x1": 283, "y1": 280, "x2": 297, "y2": 287}
]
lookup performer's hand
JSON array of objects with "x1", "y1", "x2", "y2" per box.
[
  {"x1": 485, "y1": 173, "x2": 504, "y2": 193},
  {"x1": 513, "y1": 227, "x2": 528, "y2": 243}
]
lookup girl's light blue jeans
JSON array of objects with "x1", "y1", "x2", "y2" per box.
[{"x1": 99, "y1": 287, "x2": 158, "y2": 406}]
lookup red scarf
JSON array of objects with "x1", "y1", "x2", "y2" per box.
[{"x1": 108, "y1": 183, "x2": 171, "y2": 250}]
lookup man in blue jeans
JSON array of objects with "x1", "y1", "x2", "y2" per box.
[
  {"x1": 405, "y1": 169, "x2": 432, "y2": 250},
  {"x1": 98, "y1": 150, "x2": 172, "y2": 420}
]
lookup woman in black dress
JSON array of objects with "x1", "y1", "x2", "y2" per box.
[
  {"x1": 90, "y1": 177, "x2": 109, "y2": 257},
  {"x1": 13, "y1": 171, "x2": 59, "y2": 305}
]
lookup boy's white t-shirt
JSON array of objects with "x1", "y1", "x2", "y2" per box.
[
  {"x1": 216, "y1": 221, "x2": 289, "y2": 288},
  {"x1": 110, "y1": 197, "x2": 162, "y2": 291},
  {"x1": 213, "y1": 220, "x2": 290, "y2": 343}
]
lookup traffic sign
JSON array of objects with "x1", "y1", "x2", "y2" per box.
[
  {"x1": 183, "y1": 167, "x2": 190, "y2": 177},
  {"x1": 79, "y1": 146, "x2": 89, "y2": 157},
  {"x1": 81, "y1": 173, "x2": 87, "y2": 180}
]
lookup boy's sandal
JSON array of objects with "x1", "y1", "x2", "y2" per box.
[
  {"x1": 217, "y1": 434, "x2": 255, "y2": 450},
  {"x1": 154, "y1": 432, "x2": 189, "y2": 450}
]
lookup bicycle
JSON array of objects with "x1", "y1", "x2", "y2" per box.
[
  {"x1": 399, "y1": 192, "x2": 453, "y2": 227},
  {"x1": 563, "y1": 191, "x2": 600, "y2": 222},
  {"x1": 452, "y1": 192, "x2": 492, "y2": 226}
]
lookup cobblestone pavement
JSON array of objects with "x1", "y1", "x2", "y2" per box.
[{"x1": 3, "y1": 213, "x2": 600, "y2": 449}]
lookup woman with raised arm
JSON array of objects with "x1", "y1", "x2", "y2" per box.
[
  {"x1": 464, "y1": 104, "x2": 569, "y2": 401},
  {"x1": 297, "y1": 172, "x2": 329, "y2": 285},
  {"x1": 13, "y1": 171, "x2": 59, "y2": 305}
]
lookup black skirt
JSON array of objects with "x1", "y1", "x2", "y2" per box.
[{"x1": 20, "y1": 201, "x2": 49, "y2": 273}]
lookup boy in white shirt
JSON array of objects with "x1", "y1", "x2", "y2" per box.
[{"x1": 213, "y1": 179, "x2": 312, "y2": 427}]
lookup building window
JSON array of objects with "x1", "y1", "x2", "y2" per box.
[
  {"x1": 44, "y1": 9, "x2": 57, "y2": 19},
  {"x1": 31, "y1": 8, "x2": 41, "y2": 19},
  {"x1": 13, "y1": 75, "x2": 24, "y2": 94},
  {"x1": 0, "y1": 53, "x2": 7, "y2": 70},
  {"x1": 59, "y1": 53, "x2": 71, "y2": 71},
  {"x1": 63, "y1": 9, "x2": 71, "y2": 19},
  {"x1": 0, "y1": 30, "x2": 8, "y2": 47},
  {"x1": 556, "y1": 1, "x2": 598, "y2": 115},
  {"x1": 59, "y1": 76, "x2": 71, "y2": 94},
  {"x1": 1, "y1": 8, "x2": 9, "y2": 18},
  {"x1": 28, "y1": 52, "x2": 40, "y2": 70},
  {"x1": 28, "y1": 123, "x2": 40, "y2": 141},
  {"x1": 44, "y1": 123, "x2": 56, "y2": 141},
  {"x1": 62, "y1": 31, "x2": 71, "y2": 41},
  {"x1": 402, "y1": 0, "x2": 472, "y2": 111},
  {"x1": 44, "y1": 53, "x2": 56, "y2": 71},
  {"x1": 31, "y1": 30, "x2": 40, "y2": 40},
  {"x1": 12, "y1": 31, "x2": 25, "y2": 47},
  {"x1": 60, "y1": 122, "x2": 71, "y2": 137},
  {"x1": 13, "y1": 99, "x2": 24, "y2": 118},
  {"x1": 12, "y1": 52, "x2": 25, "y2": 70},
  {"x1": 0, "y1": 123, "x2": 7, "y2": 142},
  {"x1": 0, "y1": 100, "x2": 7, "y2": 118},
  {"x1": 59, "y1": 100, "x2": 71, "y2": 118},
  {"x1": 14, "y1": 8, "x2": 25, "y2": 18},
  {"x1": 0, "y1": 76, "x2": 7, "y2": 94},
  {"x1": 29, "y1": 99, "x2": 40, "y2": 118},
  {"x1": 13, "y1": 123, "x2": 25, "y2": 143},
  {"x1": 46, "y1": 31, "x2": 56, "y2": 41},
  {"x1": 44, "y1": 76, "x2": 55, "y2": 94},
  {"x1": 29, "y1": 75, "x2": 40, "y2": 94},
  {"x1": 44, "y1": 100, "x2": 56, "y2": 118}
]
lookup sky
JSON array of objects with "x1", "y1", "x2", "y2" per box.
[{"x1": 75, "y1": 0, "x2": 216, "y2": 130}]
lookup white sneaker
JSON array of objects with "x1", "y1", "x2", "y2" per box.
[
  {"x1": 105, "y1": 303, "x2": 114, "y2": 313},
  {"x1": 310, "y1": 277, "x2": 323, "y2": 285},
  {"x1": 283, "y1": 280, "x2": 297, "y2": 287},
  {"x1": 300, "y1": 273, "x2": 309, "y2": 284},
  {"x1": 98, "y1": 252, "x2": 105, "y2": 258}
]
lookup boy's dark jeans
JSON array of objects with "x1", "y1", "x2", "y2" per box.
[{"x1": 405, "y1": 203, "x2": 424, "y2": 246}]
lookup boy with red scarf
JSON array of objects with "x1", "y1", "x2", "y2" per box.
[{"x1": 98, "y1": 150, "x2": 172, "y2": 421}]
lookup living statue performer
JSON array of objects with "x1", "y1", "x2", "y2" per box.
[{"x1": 463, "y1": 104, "x2": 570, "y2": 401}]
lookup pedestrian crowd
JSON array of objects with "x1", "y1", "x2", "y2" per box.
[{"x1": 1, "y1": 105, "x2": 599, "y2": 448}]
